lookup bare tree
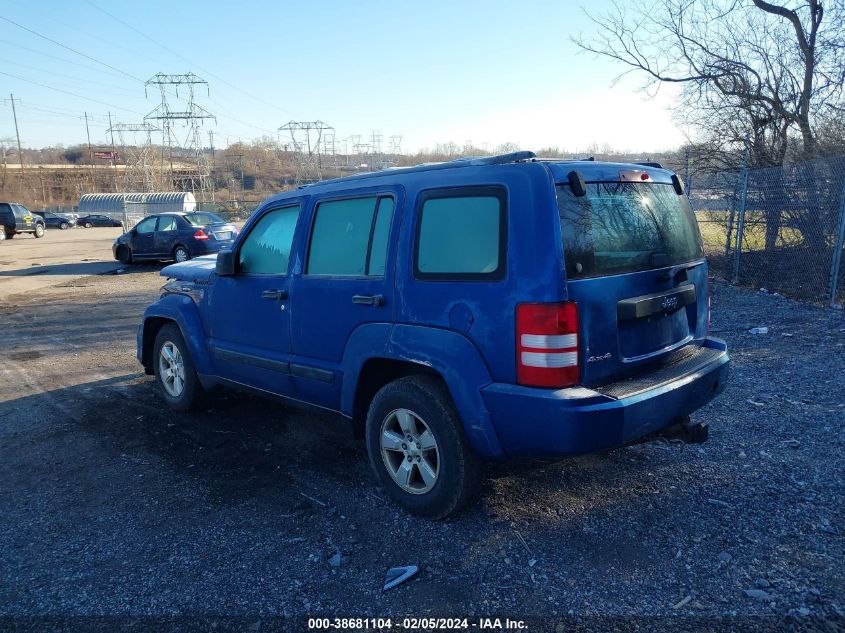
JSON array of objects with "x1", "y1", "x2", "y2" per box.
[
  {"x1": 574, "y1": 0, "x2": 845, "y2": 252},
  {"x1": 573, "y1": 0, "x2": 845, "y2": 166}
]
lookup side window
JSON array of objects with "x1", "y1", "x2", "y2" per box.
[
  {"x1": 415, "y1": 187, "x2": 506, "y2": 280},
  {"x1": 13, "y1": 205, "x2": 26, "y2": 220},
  {"x1": 307, "y1": 195, "x2": 394, "y2": 276},
  {"x1": 135, "y1": 216, "x2": 157, "y2": 234},
  {"x1": 238, "y1": 205, "x2": 300, "y2": 275},
  {"x1": 158, "y1": 216, "x2": 178, "y2": 232}
]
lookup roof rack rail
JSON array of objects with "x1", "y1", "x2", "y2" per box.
[
  {"x1": 457, "y1": 150, "x2": 536, "y2": 166},
  {"x1": 531, "y1": 156, "x2": 595, "y2": 163},
  {"x1": 300, "y1": 151, "x2": 537, "y2": 188}
]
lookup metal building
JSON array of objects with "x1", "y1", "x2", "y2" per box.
[{"x1": 78, "y1": 192, "x2": 197, "y2": 227}]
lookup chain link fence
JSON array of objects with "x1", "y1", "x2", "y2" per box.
[
  {"x1": 691, "y1": 155, "x2": 845, "y2": 307},
  {"x1": 63, "y1": 198, "x2": 266, "y2": 229}
]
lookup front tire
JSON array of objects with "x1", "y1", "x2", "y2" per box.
[
  {"x1": 60, "y1": 222, "x2": 69, "y2": 230},
  {"x1": 153, "y1": 323, "x2": 203, "y2": 412},
  {"x1": 84, "y1": 222, "x2": 92, "y2": 228},
  {"x1": 34, "y1": 224, "x2": 45, "y2": 238},
  {"x1": 117, "y1": 245, "x2": 133, "y2": 265},
  {"x1": 365, "y1": 375, "x2": 481, "y2": 519}
]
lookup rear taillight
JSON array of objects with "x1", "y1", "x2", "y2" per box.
[
  {"x1": 516, "y1": 302, "x2": 580, "y2": 388},
  {"x1": 193, "y1": 229, "x2": 209, "y2": 241}
]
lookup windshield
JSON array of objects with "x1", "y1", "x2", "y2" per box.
[
  {"x1": 556, "y1": 182, "x2": 703, "y2": 279},
  {"x1": 184, "y1": 212, "x2": 224, "y2": 226}
]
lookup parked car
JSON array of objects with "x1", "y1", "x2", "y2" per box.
[
  {"x1": 136, "y1": 152, "x2": 730, "y2": 518},
  {"x1": 112, "y1": 212, "x2": 238, "y2": 264},
  {"x1": 0, "y1": 202, "x2": 46, "y2": 240},
  {"x1": 77, "y1": 214, "x2": 124, "y2": 228},
  {"x1": 33, "y1": 210, "x2": 75, "y2": 230}
]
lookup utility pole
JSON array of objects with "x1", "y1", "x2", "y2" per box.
[
  {"x1": 207, "y1": 130, "x2": 215, "y2": 202},
  {"x1": 83, "y1": 111, "x2": 93, "y2": 194},
  {"x1": 8, "y1": 94, "x2": 25, "y2": 182},
  {"x1": 108, "y1": 111, "x2": 118, "y2": 192},
  {"x1": 84, "y1": 112, "x2": 93, "y2": 164}
]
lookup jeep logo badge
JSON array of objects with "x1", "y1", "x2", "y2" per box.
[{"x1": 661, "y1": 295, "x2": 679, "y2": 311}]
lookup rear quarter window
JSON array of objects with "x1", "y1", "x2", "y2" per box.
[{"x1": 414, "y1": 186, "x2": 507, "y2": 281}]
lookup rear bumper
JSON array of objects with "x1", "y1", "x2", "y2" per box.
[
  {"x1": 481, "y1": 337, "x2": 729, "y2": 457},
  {"x1": 190, "y1": 240, "x2": 232, "y2": 256}
]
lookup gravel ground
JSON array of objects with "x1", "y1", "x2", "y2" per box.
[{"x1": 0, "y1": 270, "x2": 843, "y2": 630}]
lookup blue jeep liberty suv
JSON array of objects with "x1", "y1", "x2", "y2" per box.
[{"x1": 137, "y1": 151, "x2": 729, "y2": 518}]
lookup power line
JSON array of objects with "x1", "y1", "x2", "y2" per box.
[
  {"x1": 1, "y1": 11, "x2": 292, "y2": 145},
  {"x1": 83, "y1": 0, "x2": 297, "y2": 119},
  {"x1": 0, "y1": 70, "x2": 145, "y2": 116},
  {"x1": 0, "y1": 38, "x2": 138, "y2": 84},
  {"x1": 0, "y1": 100, "x2": 111, "y2": 123},
  {"x1": 0, "y1": 14, "x2": 144, "y2": 82},
  {"x1": 0, "y1": 59, "x2": 145, "y2": 99}
]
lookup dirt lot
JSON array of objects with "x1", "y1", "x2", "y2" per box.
[
  {"x1": 0, "y1": 227, "x2": 123, "y2": 300},
  {"x1": 0, "y1": 235, "x2": 843, "y2": 630}
]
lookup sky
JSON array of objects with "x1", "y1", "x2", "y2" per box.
[{"x1": 0, "y1": 0, "x2": 687, "y2": 154}]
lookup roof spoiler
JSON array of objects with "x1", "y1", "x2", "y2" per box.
[{"x1": 567, "y1": 170, "x2": 587, "y2": 197}]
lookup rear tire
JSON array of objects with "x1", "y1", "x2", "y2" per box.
[
  {"x1": 117, "y1": 245, "x2": 133, "y2": 265},
  {"x1": 34, "y1": 224, "x2": 45, "y2": 238},
  {"x1": 173, "y1": 245, "x2": 191, "y2": 263},
  {"x1": 365, "y1": 375, "x2": 481, "y2": 519},
  {"x1": 0, "y1": 230, "x2": 5, "y2": 242},
  {"x1": 153, "y1": 323, "x2": 204, "y2": 412}
]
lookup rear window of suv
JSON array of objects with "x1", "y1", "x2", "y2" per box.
[{"x1": 557, "y1": 182, "x2": 703, "y2": 279}]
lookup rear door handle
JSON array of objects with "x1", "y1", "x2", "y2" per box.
[
  {"x1": 261, "y1": 289, "x2": 288, "y2": 300},
  {"x1": 352, "y1": 294, "x2": 384, "y2": 307}
]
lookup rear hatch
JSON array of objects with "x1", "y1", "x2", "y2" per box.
[{"x1": 557, "y1": 169, "x2": 708, "y2": 387}]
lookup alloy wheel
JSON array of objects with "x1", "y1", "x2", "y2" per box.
[
  {"x1": 158, "y1": 341, "x2": 186, "y2": 397},
  {"x1": 380, "y1": 408, "x2": 440, "y2": 495}
]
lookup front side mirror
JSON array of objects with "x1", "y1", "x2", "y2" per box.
[{"x1": 216, "y1": 250, "x2": 236, "y2": 276}]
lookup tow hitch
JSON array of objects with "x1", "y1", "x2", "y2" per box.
[{"x1": 630, "y1": 416, "x2": 710, "y2": 447}]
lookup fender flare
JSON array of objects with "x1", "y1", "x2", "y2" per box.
[
  {"x1": 140, "y1": 294, "x2": 214, "y2": 378},
  {"x1": 341, "y1": 323, "x2": 504, "y2": 459}
]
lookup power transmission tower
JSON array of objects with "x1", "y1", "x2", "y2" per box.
[
  {"x1": 278, "y1": 120, "x2": 333, "y2": 186},
  {"x1": 144, "y1": 72, "x2": 216, "y2": 200},
  {"x1": 106, "y1": 122, "x2": 160, "y2": 193},
  {"x1": 320, "y1": 130, "x2": 342, "y2": 174}
]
